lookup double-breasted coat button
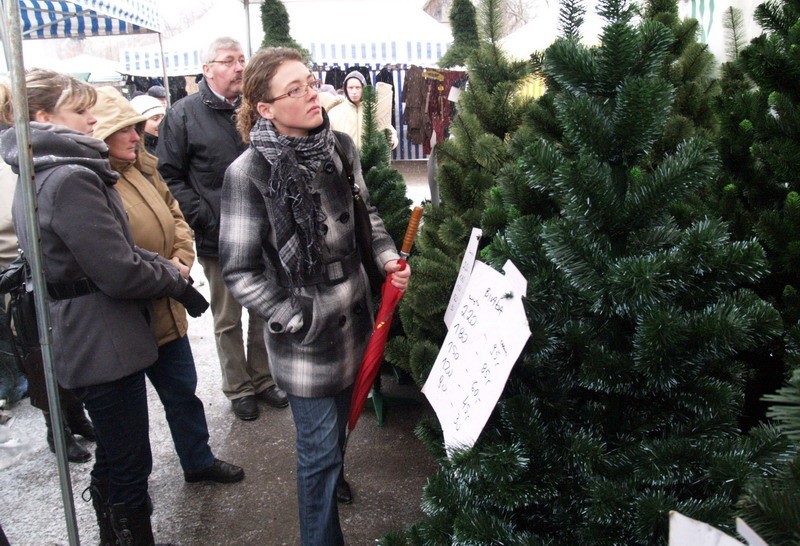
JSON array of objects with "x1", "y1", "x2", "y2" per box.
[
  {"x1": 338, "y1": 315, "x2": 347, "y2": 327},
  {"x1": 320, "y1": 224, "x2": 329, "y2": 234},
  {"x1": 323, "y1": 161, "x2": 335, "y2": 173},
  {"x1": 353, "y1": 303, "x2": 363, "y2": 315},
  {"x1": 339, "y1": 212, "x2": 350, "y2": 223}
]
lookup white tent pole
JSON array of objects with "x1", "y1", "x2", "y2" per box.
[
  {"x1": 243, "y1": 0, "x2": 252, "y2": 57},
  {"x1": 0, "y1": 2, "x2": 80, "y2": 543},
  {"x1": 158, "y1": 32, "x2": 170, "y2": 107}
]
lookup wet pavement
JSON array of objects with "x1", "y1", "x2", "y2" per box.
[{"x1": 0, "y1": 161, "x2": 438, "y2": 545}]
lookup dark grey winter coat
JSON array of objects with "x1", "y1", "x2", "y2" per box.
[
  {"x1": 220, "y1": 132, "x2": 399, "y2": 398},
  {"x1": 1, "y1": 124, "x2": 188, "y2": 388},
  {"x1": 156, "y1": 79, "x2": 247, "y2": 258}
]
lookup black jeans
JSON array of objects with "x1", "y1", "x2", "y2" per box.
[{"x1": 75, "y1": 370, "x2": 151, "y2": 508}]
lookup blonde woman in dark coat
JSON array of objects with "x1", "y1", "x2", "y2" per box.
[
  {"x1": 0, "y1": 69, "x2": 201, "y2": 545},
  {"x1": 220, "y1": 47, "x2": 410, "y2": 546},
  {"x1": 0, "y1": 80, "x2": 96, "y2": 465}
]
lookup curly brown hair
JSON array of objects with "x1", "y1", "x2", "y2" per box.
[{"x1": 235, "y1": 47, "x2": 305, "y2": 143}]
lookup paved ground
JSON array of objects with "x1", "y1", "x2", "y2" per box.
[{"x1": 0, "y1": 161, "x2": 437, "y2": 545}]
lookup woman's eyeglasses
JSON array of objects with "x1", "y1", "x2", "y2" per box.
[{"x1": 266, "y1": 79, "x2": 321, "y2": 102}]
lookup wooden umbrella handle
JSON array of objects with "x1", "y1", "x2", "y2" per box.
[{"x1": 400, "y1": 206, "x2": 424, "y2": 256}]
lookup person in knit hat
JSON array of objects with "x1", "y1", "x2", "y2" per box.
[
  {"x1": 90, "y1": 87, "x2": 245, "y2": 494},
  {"x1": 146, "y1": 84, "x2": 168, "y2": 106},
  {"x1": 327, "y1": 69, "x2": 398, "y2": 151},
  {"x1": 130, "y1": 94, "x2": 166, "y2": 154}
]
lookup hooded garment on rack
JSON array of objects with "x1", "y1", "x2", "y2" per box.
[
  {"x1": 375, "y1": 66, "x2": 396, "y2": 127},
  {"x1": 401, "y1": 66, "x2": 429, "y2": 146}
]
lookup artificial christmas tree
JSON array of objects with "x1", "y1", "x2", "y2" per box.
[
  {"x1": 400, "y1": 0, "x2": 790, "y2": 543},
  {"x1": 359, "y1": 85, "x2": 412, "y2": 246},
  {"x1": 259, "y1": 0, "x2": 309, "y2": 59},
  {"x1": 438, "y1": 0, "x2": 480, "y2": 69},
  {"x1": 738, "y1": 324, "x2": 800, "y2": 544},
  {"x1": 712, "y1": 0, "x2": 800, "y2": 429},
  {"x1": 387, "y1": 0, "x2": 533, "y2": 383}
]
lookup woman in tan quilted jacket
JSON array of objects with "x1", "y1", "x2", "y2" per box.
[{"x1": 90, "y1": 86, "x2": 244, "y2": 505}]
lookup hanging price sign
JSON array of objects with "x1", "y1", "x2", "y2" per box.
[
  {"x1": 423, "y1": 260, "x2": 530, "y2": 454},
  {"x1": 443, "y1": 227, "x2": 482, "y2": 329}
]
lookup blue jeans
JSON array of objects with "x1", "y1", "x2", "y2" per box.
[
  {"x1": 75, "y1": 370, "x2": 151, "y2": 508},
  {"x1": 145, "y1": 335, "x2": 214, "y2": 472},
  {"x1": 288, "y1": 386, "x2": 351, "y2": 546}
]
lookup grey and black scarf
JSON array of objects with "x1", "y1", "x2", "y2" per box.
[{"x1": 250, "y1": 115, "x2": 336, "y2": 293}]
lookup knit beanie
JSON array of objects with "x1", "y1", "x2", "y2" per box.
[
  {"x1": 130, "y1": 95, "x2": 166, "y2": 120},
  {"x1": 343, "y1": 70, "x2": 367, "y2": 88}
]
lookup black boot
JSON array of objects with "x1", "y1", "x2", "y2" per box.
[
  {"x1": 64, "y1": 397, "x2": 97, "y2": 442},
  {"x1": 110, "y1": 503, "x2": 154, "y2": 546},
  {"x1": 110, "y1": 503, "x2": 176, "y2": 546},
  {"x1": 44, "y1": 412, "x2": 91, "y2": 463},
  {"x1": 82, "y1": 478, "x2": 117, "y2": 546}
]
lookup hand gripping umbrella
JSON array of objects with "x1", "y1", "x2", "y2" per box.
[{"x1": 347, "y1": 206, "x2": 424, "y2": 434}]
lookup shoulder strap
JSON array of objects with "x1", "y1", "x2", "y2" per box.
[{"x1": 332, "y1": 133, "x2": 355, "y2": 186}]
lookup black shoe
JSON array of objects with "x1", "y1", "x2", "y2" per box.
[
  {"x1": 44, "y1": 414, "x2": 91, "y2": 464},
  {"x1": 231, "y1": 396, "x2": 259, "y2": 421},
  {"x1": 184, "y1": 458, "x2": 245, "y2": 484},
  {"x1": 336, "y1": 478, "x2": 353, "y2": 504},
  {"x1": 64, "y1": 398, "x2": 96, "y2": 442},
  {"x1": 67, "y1": 414, "x2": 97, "y2": 442},
  {"x1": 256, "y1": 385, "x2": 289, "y2": 408}
]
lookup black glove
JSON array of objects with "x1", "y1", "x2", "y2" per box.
[{"x1": 173, "y1": 283, "x2": 209, "y2": 318}]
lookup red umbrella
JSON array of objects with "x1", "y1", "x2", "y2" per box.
[{"x1": 348, "y1": 206, "x2": 424, "y2": 433}]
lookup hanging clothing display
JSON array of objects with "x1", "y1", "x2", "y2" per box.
[
  {"x1": 375, "y1": 66, "x2": 397, "y2": 127},
  {"x1": 426, "y1": 70, "x2": 467, "y2": 155},
  {"x1": 324, "y1": 66, "x2": 347, "y2": 90},
  {"x1": 314, "y1": 63, "x2": 466, "y2": 158},
  {"x1": 402, "y1": 65, "x2": 430, "y2": 147}
]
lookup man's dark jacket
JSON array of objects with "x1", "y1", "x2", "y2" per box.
[{"x1": 156, "y1": 78, "x2": 247, "y2": 258}]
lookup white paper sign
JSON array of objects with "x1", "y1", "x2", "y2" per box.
[
  {"x1": 735, "y1": 518, "x2": 768, "y2": 546},
  {"x1": 423, "y1": 260, "x2": 530, "y2": 454},
  {"x1": 668, "y1": 512, "x2": 744, "y2": 546},
  {"x1": 443, "y1": 227, "x2": 482, "y2": 328},
  {"x1": 448, "y1": 85, "x2": 462, "y2": 102}
]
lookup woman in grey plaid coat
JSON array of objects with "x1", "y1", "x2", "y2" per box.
[{"x1": 219, "y1": 47, "x2": 411, "y2": 546}]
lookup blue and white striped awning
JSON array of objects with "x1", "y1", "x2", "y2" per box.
[
  {"x1": 306, "y1": 41, "x2": 451, "y2": 65},
  {"x1": 19, "y1": 0, "x2": 161, "y2": 40}
]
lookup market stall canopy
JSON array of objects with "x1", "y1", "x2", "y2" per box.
[
  {"x1": 121, "y1": 0, "x2": 452, "y2": 77},
  {"x1": 499, "y1": 0, "x2": 763, "y2": 64},
  {"x1": 17, "y1": 0, "x2": 161, "y2": 39},
  {"x1": 498, "y1": 6, "x2": 605, "y2": 61},
  {"x1": 120, "y1": 0, "x2": 244, "y2": 77},
  {"x1": 289, "y1": 0, "x2": 451, "y2": 65},
  {"x1": 28, "y1": 53, "x2": 125, "y2": 81}
]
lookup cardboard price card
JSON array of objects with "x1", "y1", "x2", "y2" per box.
[{"x1": 423, "y1": 260, "x2": 530, "y2": 454}]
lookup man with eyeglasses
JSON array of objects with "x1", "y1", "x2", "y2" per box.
[{"x1": 157, "y1": 36, "x2": 288, "y2": 423}]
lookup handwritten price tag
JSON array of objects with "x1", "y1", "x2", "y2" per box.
[
  {"x1": 443, "y1": 227, "x2": 482, "y2": 329},
  {"x1": 668, "y1": 512, "x2": 745, "y2": 546},
  {"x1": 423, "y1": 260, "x2": 530, "y2": 454}
]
